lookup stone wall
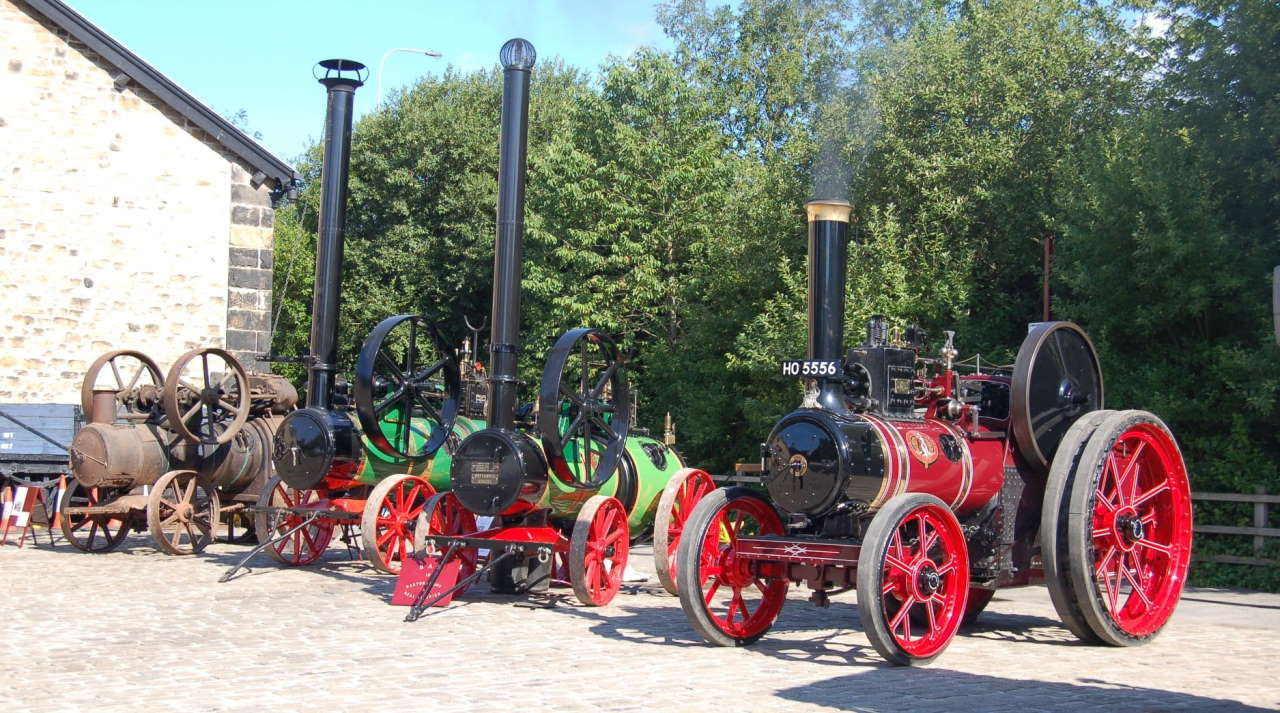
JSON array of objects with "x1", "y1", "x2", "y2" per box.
[
  {"x1": 0, "y1": 0, "x2": 275, "y2": 405},
  {"x1": 227, "y1": 163, "x2": 275, "y2": 369}
]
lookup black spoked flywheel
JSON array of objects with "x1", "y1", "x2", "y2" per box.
[
  {"x1": 1010, "y1": 321, "x2": 1104, "y2": 473},
  {"x1": 538, "y1": 328, "x2": 631, "y2": 490},
  {"x1": 354, "y1": 314, "x2": 461, "y2": 461}
]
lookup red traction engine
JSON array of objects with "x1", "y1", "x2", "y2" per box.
[{"x1": 674, "y1": 199, "x2": 1194, "y2": 666}]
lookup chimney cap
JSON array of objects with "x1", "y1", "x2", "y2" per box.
[
  {"x1": 500, "y1": 38, "x2": 537, "y2": 71},
  {"x1": 805, "y1": 199, "x2": 852, "y2": 223}
]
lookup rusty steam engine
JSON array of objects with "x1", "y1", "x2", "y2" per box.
[{"x1": 64, "y1": 347, "x2": 295, "y2": 554}]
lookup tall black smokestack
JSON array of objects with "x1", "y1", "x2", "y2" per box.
[
  {"x1": 305, "y1": 59, "x2": 364, "y2": 410},
  {"x1": 806, "y1": 199, "x2": 853, "y2": 412},
  {"x1": 488, "y1": 39, "x2": 536, "y2": 430}
]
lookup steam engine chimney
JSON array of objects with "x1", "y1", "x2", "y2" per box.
[
  {"x1": 271, "y1": 59, "x2": 367, "y2": 491},
  {"x1": 306, "y1": 59, "x2": 364, "y2": 410},
  {"x1": 806, "y1": 199, "x2": 854, "y2": 413},
  {"x1": 487, "y1": 39, "x2": 536, "y2": 430}
]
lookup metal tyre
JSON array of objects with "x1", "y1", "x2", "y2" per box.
[
  {"x1": 253, "y1": 475, "x2": 334, "y2": 566},
  {"x1": 1041, "y1": 409, "x2": 1115, "y2": 642},
  {"x1": 1066, "y1": 410, "x2": 1192, "y2": 645},
  {"x1": 857, "y1": 493, "x2": 969, "y2": 666},
  {"x1": 413, "y1": 492, "x2": 481, "y2": 593},
  {"x1": 147, "y1": 470, "x2": 219, "y2": 555},
  {"x1": 653, "y1": 467, "x2": 716, "y2": 596},
  {"x1": 59, "y1": 481, "x2": 131, "y2": 553},
  {"x1": 360, "y1": 474, "x2": 435, "y2": 574},
  {"x1": 570, "y1": 495, "x2": 630, "y2": 606},
  {"x1": 676, "y1": 487, "x2": 787, "y2": 647}
]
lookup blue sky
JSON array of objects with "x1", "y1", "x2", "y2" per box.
[{"x1": 68, "y1": 1, "x2": 675, "y2": 164}]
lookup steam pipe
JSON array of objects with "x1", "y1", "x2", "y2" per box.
[
  {"x1": 488, "y1": 39, "x2": 536, "y2": 430},
  {"x1": 306, "y1": 60, "x2": 364, "y2": 410},
  {"x1": 806, "y1": 199, "x2": 853, "y2": 413}
]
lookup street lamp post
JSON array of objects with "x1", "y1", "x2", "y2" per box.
[{"x1": 376, "y1": 47, "x2": 443, "y2": 106}]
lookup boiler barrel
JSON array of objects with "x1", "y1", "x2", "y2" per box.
[{"x1": 69, "y1": 423, "x2": 171, "y2": 488}]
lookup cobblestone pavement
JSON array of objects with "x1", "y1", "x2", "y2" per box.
[{"x1": 2, "y1": 532, "x2": 1277, "y2": 713}]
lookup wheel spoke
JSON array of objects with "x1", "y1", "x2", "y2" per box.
[
  {"x1": 375, "y1": 350, "x2": 407, "y2": 387},
  {"x1": 587, "y1": 361, "x2": 618, "y2": 400},
  {"x1": 884, "y1": 553, "x2": 913, "y2": 576},
  {"x1": 1121, "y1": 552, "x2": 1153, "y2": 608},
  {"x1": 181, "y1": 401, "x2": 203, "y2": 424},
  {"x1": 889, "y1": 595, "x2": 913, "y2": 632},
  {"x1": 1132, "y1": 478, "x2": 1170, "y2": 508},
  {"x1": 109, "y1": 360, "x2": 125, "y2": 391},
  {"x1": 704, "y1": 576, "x2": 722, "y2": 604}
]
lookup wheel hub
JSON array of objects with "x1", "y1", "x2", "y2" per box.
[
  {"x1": 176, "y1": 502, "x2": 193, "y2": 522},
  {"x1": 915, "y1": 562, "x2": 941, "y2": 598},
  {"x1": 1111, "y1": 506, "x2": 1144, "y2": 551},
  {"x1": 720, "y1": 549, "x2": 755, "y2": 588},
  {"x1": 1117, "y1": 513, "x2": 1145, "y2": 544}
]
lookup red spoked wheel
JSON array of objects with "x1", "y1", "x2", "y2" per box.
[
  {"x1": 676, "y1": 487, "x2": 788, "y2": 647},
  {"x1": 253, "y1": 475, "x2": 334, "y2": 566},
  {"x1": 1042, "y1": 409, "x2": 1115, "y2": 642},
  {"x1": 413, "y1": 491, "x2": 481, "y2": 594},
  {"x1": 360, "y1": 474, "x2": 436, "y2": 574},
  {"x1": 654, "y1": 468, "x2": 717, "y2": 596},
  {"x1": 570, "y1": 495, "x2": 630, "y2": 606},
  {"x1": 1066, "y1": 410, "x2": 1192, "y2": 645},
  {"x1": 857, "y1": 493, "x2": 969, "y2": 666}
]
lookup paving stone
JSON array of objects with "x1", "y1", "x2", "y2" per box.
[{"x1": 1, "y1": 535, "x2": 1277, "y2": 713}]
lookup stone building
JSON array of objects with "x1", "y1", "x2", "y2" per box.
[{"x1": 0, "y1": 0, "x2": 295, "y2": 416}]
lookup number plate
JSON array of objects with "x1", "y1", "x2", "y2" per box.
[{"x1": 779, "y1": 359, "x2": 841, "y2": 379}]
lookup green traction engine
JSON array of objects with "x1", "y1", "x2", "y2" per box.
[{"x1": 402, "y1": 39, "x2": 701, "y2": 616}]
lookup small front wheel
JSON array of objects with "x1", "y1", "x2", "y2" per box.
[
  {"x1": 253, "y1": 475, "x2": 334, "y2": 566},
  {"x1": 676, "y1": 487, "x2": 787, "y2": 647},
  {"x1": 569, "y1": 495, "x2": 629, "y2": 606},
  {"x1": 360, "y1": 474, "x2": 435, "y2": 574},
  {"x1": 147, "y1": 470, "x2": 219, "y2": 555},
  {"x1": 857, "y1": 493, "x2": 969, "y2": 666}
]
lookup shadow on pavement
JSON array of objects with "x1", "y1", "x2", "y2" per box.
[{"x1": 776, "y1": 669, "x2": 1275, "y2": 712}]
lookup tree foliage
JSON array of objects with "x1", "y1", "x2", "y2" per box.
[{"x1": 272, "y1": 0, "x2": 1279, "y2": 587}]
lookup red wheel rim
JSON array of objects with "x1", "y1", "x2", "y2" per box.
[
  {"x1": 582, "y1": 497, "x2": 629, "y2": 604},
  {"x1": 267, "y1": 482, "x2": 333, "y2": 565},
  {"x1": 424, "y1": 492, "x2": 480, "y2": 581},
  {"x1": 373, "y1": 478, "x2": 433, "y2": 574},
  {"x1": 877, "y1": 503, "x2": 967, "y2": 658},
  {"x1": 664, "y1": 471, "x2": 716, "y2": 586},
  {"x1": 696, "y1": 497, "x2": 787, "y2": 639},
  {"x1": 1086, "y1": 423, "x2": 1192, "y2": 636}
]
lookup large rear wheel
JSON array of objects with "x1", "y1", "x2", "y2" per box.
[
  {"x1": 857, "y1": 493, "x2": 969, "y2": 666},
  {"x1": 1065, "y1": 410, "x2": 1192, "y2": 645},
  {"x1": 653, "y1": 468, "x2": 716, "y2": 596},
  {"x1": 1041, "y1": 409, "x2": 1115, "y2": 641},
  {"x1": 676, "y1": 487, "x2": 787, "y2": 647}
]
